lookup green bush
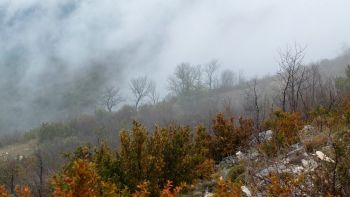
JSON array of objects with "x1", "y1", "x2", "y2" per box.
[
  {"x1": 228, "y1": 163, "x2": 246, "y2": 182},
  {"x1": 38, "y1": 122, "x2": 77, "y2": 142}
]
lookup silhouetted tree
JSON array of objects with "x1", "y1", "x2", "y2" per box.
[
  {"x1": 148, "y1": 81, "x2": 159, "y2": 104},
  {"x1": 220, "y1": 69, "x2": 236, "y2": 89},
  {"x1": 168, "y1": 63, "x2": 202, "y2": 96},
  {"x1": 101, "y1": 87, "x2": 124, "y2": 112},
  {"x1": 204, "y1": 59, "x2": 219, "y2": 89},
  {"x1": 278, "y1": 43, "x2": 306, "y2": 112},
  {"x1": 130, "y1": 76, "x2": 151, "y2": 110}
]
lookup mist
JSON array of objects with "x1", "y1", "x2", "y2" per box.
[{"x1": 1, "y1": 0, "x2": 350, "y2": 131}]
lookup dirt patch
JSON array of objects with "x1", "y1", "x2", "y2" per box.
[{"x1": 0, "y1": 139, "x2": 37, "y2": 160}]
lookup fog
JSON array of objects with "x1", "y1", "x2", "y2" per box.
[{"x1": 1, "y1": 0, "x2": 350, "y2": 131}]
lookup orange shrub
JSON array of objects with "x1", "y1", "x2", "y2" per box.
[
  {"x1": 15, "y1": 185, "x2": 31, "y2": 197},
  {"x1": 0, "y1": 185, "x2": 32, "y2": 197},
  {"x1": 267, "y1": 173, "x2": 304, "y2": 197},
  {"x1": 0, "y1": 185, "x2": 10, "y2": 197},
  {"x1": 213, "y1": 178, "x2": 241, "y2": 197},
  {"x1": 160, "y1": 181, "x2": 182, "y2": 197},
  {"x1": 210, "y1": 113, "x2": 253, "y2": 161},
  {"x1": 51, "y1": 146, "x2": 118, "y2": 197},
  {"x1": 265, "y1": 110, "x2": 303, "y2": 146}
]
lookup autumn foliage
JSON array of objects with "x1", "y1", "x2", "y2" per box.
[
  {"x1": 260, "y1": 110, "x2": 303, "y2": 156},
  {"x1": 213, "y1": 177, "x2": 242, "y2": 197},
  {"x1": 51, "y1": 146, "x2": 118, "y2": 197},
  {"x1": 47, "y1": 114, "x2": 254, "y2": 196},
  {"x1": 265, "y1": 110, "x2": 303, "y2": 145},
  {"x1": 50, "y1": 120, "x2": 215, "y2": 196},
  {"x1": 0, "y1": 185, "x2": 31, "y2": 197},
  {"x1": 267, "y1": 173, "x2": 304, "y2": 197},
  {"x1": 210, "y1": 113, "x2": 253, "y2": 161}
]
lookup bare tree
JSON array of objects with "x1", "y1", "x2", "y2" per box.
[
  {"x1": 204, "y1": 59, "x2": 219, "y2": 89},
  {"x1": 222, "y1": 96, "x2": 234, "y2": 116},
  {"x1": 220, "y1": 69, "x2": 237, "y2": 89},
  {"x1": 323, "y1": 77, "x2": 340, "y2": 111},
  {"x1": 193, "y1": 64, "x2": 203, "y2": 90},
  {"x1": 277, "y1": 44, "x2": 307, "y2": 112},
  {"x1": 35, "y1": 150, "x2": 44, "y2": 197},
  {"x1": 148, "y1": 81, "x2": 159, "y2": 104},
  {"x1": 297, "y1": 64, "x2": 323, "y2": 115},
  {"x1": 130, "y1": 76, "x2": 151, "y2": 110},
  {"x1": 168, "y1": 63, "x2": 203, "y2": 95},
  {"x1": 244, "y1": 78, "x2": 261, "y2": 132},
  {"x1": 101, "y1": 87, "x2": 124, "y2": 112}
]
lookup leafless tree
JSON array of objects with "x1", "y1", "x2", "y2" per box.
[
  {"x1": 101, "y1": 87, "x2": 124, "y2": 112},
  {"x1": 277, "y1": 43, "x2": 307, "y2": 112},
  {"x1": 222, "y1": 96, "x2": 234, "y2": 116},
  {"x1": 204, "y1": 59, "x2": 219, "y2": 89},
  {"x1": 308, "y1": 64, "x2": 323, "y2": 106},
  {"x1": 323, "y1": 77, "x2": 340, "y2": 111},
  {"x1": 35, "y1": 150, "x2": 44, "y2": 197},
  {"x1": 244, "y1": 78, "x2": 262, "y2": 132},
  {"x1": 148, "y1": 81, "x2": 159, "y2": 104},
  {"x1": 130, "y1": 76, "x2": 151, "y2": 110},
  {"x1": 298, "y1": 64, "x2": 323, "y2": 115},
  {"x1": 168, "y1": 63, "x2": 202, "y2": 95},
  {"x1": 220, "y1": 69, "x2": 237, "y2": 89}
]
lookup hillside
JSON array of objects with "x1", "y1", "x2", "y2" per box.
[
  {"x1": 318, "y1": 49, "x2": 350, "y2": 77},
  {"x1": 1, "y1": 48, "x2": 350, "y2": 196}
]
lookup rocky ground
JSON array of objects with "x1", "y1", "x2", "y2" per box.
[{"x1": 189, "y1": 125, "x2": 335, "y2": 196}]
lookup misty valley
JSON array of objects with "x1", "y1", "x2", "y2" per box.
[{"x1": 1, "y1": 1, "x2": 350, "y2": 196}]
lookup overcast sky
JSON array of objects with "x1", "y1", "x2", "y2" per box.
[
  {"x1": 1, "y1": 0, "x2": 350, "y2": 90},
  {"x1": 1, "y1": 0, "x2": 350, "y2": 130}
]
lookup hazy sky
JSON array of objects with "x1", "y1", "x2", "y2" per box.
[
  {"x1": 1, "y1": 0, "x2": 350, "y2": 90},
  {"x1": 0, "y1": 0, "x2": 350, "y2": 81},
  {"x1": 1, "y1": 0, "x2": 350, "y2": 130}
]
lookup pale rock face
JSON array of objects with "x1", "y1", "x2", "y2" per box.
[
  {"x1": 259, "y1": 130, "x2": 273, "y2": 141},
  {"x1": 292, "y1": 166, "x2": 304, "y2": 174},
  {"x1": 301, "y1": 159, "x2": 318, "y2": 172},
  {"x1": 241, "y1": 185, "x2": 252, "y2": 197},
  {"x1": 316, "y1": 151, "x2": 335, "y2": 163}
]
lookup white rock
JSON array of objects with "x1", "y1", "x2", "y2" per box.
[
  {"x1": 204, "y1": 189, "x2": 214, "y2": 197},
  {"x1": 316, "y1": 151, "x2": 335, "y2": 163},
  {"x1": 249, "y1": 150, "x2": 259, "y2": 159},
  {"x1": 259, "y1": 130, "x2": 273, "y2": 141},
  {"x1": 282, "y1": 158, "x2": 290, "y2": 164},
  {"x1": 292, "y1": 166, "x2": 304, "y2": 174},
  {"x1": 301, "y1": 159, "x2": 318, "y2": 171},
  {"x1": 236, "y1": 151, "x2": 245, "y2": 160},
  {"x1": 241, "y1": 185, "x2": 252, "y2": 197},
  {"x1": 303, "y1": 125, "x2": 314, "y2": 131}
]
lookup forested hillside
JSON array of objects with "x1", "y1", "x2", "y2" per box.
[{"x1": 1, "y1": 45, "x2": 350, "y2": 196}]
